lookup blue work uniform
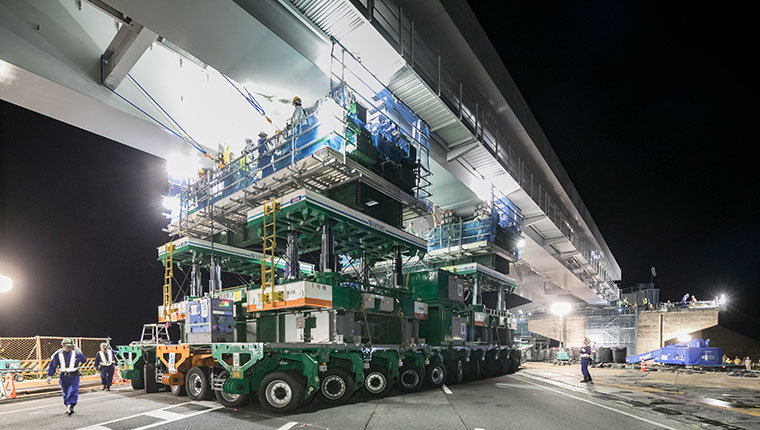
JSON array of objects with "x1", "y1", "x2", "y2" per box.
[
  {"x1": 47, "y1": 348, "x2": 88, "y2": 406},
  {"x1": 94, "y1": 349, "x2": 119, "y2": 389},
  {"x1": 256, "y1": 136, "x2": 274, "y2": 178},
  {"x1": 580, "y1": 345, "x2": 593, "y2": 382}
]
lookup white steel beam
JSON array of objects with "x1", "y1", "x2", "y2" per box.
[{"x1": 100, "y1": 20, "x2": 156, "y2": 89}]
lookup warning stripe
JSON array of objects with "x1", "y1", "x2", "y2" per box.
[{"x1": 15, "y1": 358, "x2": 97, "y2": 374}]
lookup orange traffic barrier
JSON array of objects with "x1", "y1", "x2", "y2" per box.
[
  {"x1": 3, "y1": 373, "x2": 17, "y2": 399},
  {"x1": 113, "y1": 366, "x2": 127, "y2": 385},
  {"x1": 640, "y1": 359, "x2": 646, "y2": 372}
]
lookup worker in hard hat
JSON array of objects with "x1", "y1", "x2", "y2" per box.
[
  {"x1": 580, "y1": 338, "x2": 593, "y2": 383},
  {"x1": 94, "y1": 342, "x2": 119, "y2": 391},
  {"x1": 291, "y1": 96, "x2": 307, "y2": 124},
  {"x1": 255, "y1": 131, "x2": 273, "y2": 179},
  {"x1": 46, "y1": 338, "x2": 87, "y2": 416}
]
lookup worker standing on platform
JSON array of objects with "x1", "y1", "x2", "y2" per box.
[
  {"x1": 681, "y1": 293, "x2": 690, "y2": 306},
  {"x1": 46, "y1": 338, "x2": 87, "y2": 416},
  {"x1": 291, "y1": 96, "x2": 307, "y2": 126},
  {"x1": 94, "y1": 342, "x2": 119, "y2": 391},
  {"x1": 580, "y1": 338, "x2": 593, "y2": 383}
]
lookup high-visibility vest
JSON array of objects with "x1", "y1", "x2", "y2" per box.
[
  {"x1": 99, "y1": 350, "x2": 114, "y2": 366},
  {"x1": 57, "y1": 350, "x2": 79, "y2": 372}
]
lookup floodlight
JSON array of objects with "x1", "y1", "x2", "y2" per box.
[
  {"x1": 166, "y1": 152, "x2": 202, "y2": 179},
  {"x1": 550, "y1": 302, "x2": 571, "y2": 316},
  {"x1": 516, "y1": 238, "x2": 526, "y2": 249},
  {"x1": 0, "y1": 274, "x2": 12, "y2": 293}
]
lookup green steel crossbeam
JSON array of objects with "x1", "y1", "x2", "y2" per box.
[{"x1": 247, "y1": 189, "x2": 426, "y2": 263}]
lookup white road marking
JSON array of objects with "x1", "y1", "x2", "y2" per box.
[
  {"x1": 131, "y1": 404, "x2": 224, "y2": 430},
  {"x1": 77, "y1": 401, "x2": 193, "y2": 429},
  {"x1": 276, "y1": 422, "x2": 299, "y2": 430},
  {"x1": 512, "y1": 376, "x2": 678, "y2": 430},
  {"x1": 144, "y1": 409, "x2": 187, "y2": 421},
  {"x1": 474, "y1": 428, "x2": 485, "y2": 430},
  {"x1": 495, "y1": 382, "x2": 541, "y2": 389},
  {"x1": 0, "y1": 393, "x2": 116, "y2": 415},
  {"x1": 442, "y1": 384, "x2": 453, "y2": 395}
]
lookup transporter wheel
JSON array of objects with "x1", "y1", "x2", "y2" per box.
[
  {"x1": 316, "y1": 367, "x2": 355, "y2": 405},
  {"x1": 259, "y1": 371, "x2": 305, "y2": 413},
  {"x1": 131, "y1": 370, "x2": 145, "y2": 390},
  {"x1": 170, "y1": 383, "x2": 186, "y2": 396},
  {"x1": 425, "y1": 363, "x2": 446, "y2": 388},
  {"x1": 498, "y1": 354, "x2": 510, "y2": 375},
  {"x1": 397, "y1": 365, "x2": 424, "y2": 393},
  {"x1": 469, "y1": 359, "x2": 482, "y2": 380},
  {"x1": 214, "y1": 371, "x2": 250, "y2": 407},
  {"x1": 447, "y1": 359, "x2": 464, "y2": 385},
  {"x1": 363, "y1": 366, "x2": 393, "y2": 397},
  {"x1": 509, "y1": 356, "x2": 520, "y2": 374},
  {"x1": 484, "y1": 356, "x2": 499, "y2": 378},
  {"x1": 186, "y1": 367, "x2": 214, "y2": 401},
  {"x1": 144, "y1": 363, "x2": 159, "y2": 393}
]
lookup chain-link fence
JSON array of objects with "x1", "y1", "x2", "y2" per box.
[{"x1": 0, "y1": 336, "x2": 109, "y2": 376}]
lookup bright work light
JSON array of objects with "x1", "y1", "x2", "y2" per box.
[
  {"x1": 0, "y1": 274, "x2": 12, "y2": 293},
  {"x1": 550, "y1": 302, "x2": 571, "y2": 316}
]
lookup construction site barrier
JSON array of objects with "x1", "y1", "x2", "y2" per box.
[{"x1": 0, "y1": 336, "x2": 109, "y2": 376}]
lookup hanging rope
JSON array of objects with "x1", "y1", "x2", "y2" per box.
[
  {"x1": 220, "y1": 72, "x2": 279, "y2": 132},
  {"x1": 99, "y1": 55, "x2": 213, "y2": 160}
]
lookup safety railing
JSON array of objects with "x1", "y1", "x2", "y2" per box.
[
  {"x1": 170, "y1": 100, "x2": 348, "y2": 221},
  {"x1": 346, "y1": 0, "x2": 616, "y2": 286},
  {"x1": 329, "y1": 39, "x2": 432, "y2": 202}
]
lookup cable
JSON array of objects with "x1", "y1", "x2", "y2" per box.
[
  {"x1": 220, "y1": 72, "x2": 278, "y2": 130},
  {"x1": 99, "y1": 55, "x2": 211, "y2": 159},
  {"x1": 126, "y1": 73, "x2": 204, "y2": 153}
]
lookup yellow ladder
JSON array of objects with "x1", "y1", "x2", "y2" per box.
[
  {"x1": 162, "y1": 242, "x2": 176, "y2": 318},
  {"x1": 260, "y1": 198, "x2": 282, "y2": 303}
]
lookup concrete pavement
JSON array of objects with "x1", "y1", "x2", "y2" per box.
[{"x1": 0, "y1": 370, "x2": 704, "y2": 430}]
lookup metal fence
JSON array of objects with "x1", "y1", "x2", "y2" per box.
[{"x1": 0, "y1": 336, "x2": 108, "y2": 375}]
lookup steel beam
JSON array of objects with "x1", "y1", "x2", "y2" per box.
[{"x1": 100, "y1": 20, "x2": 157, "y2": 89}]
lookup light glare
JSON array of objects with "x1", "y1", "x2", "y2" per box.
[
  {"x1": 550, "y1": 302, "x2": 571, "y2": 316},
  {"x1": 0, "y1": 274, "x2": 12, "y2": 293}
]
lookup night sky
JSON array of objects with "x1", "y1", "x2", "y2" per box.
[{"x1": 1, "y1": 2, "x2": 758, "y2": 343}]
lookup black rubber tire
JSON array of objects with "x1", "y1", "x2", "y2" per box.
[
  {"x1": 509, "y1": 356, "x2": 519, "y2": 374},
  {"x1": 259, "y1": 371, "x2": 305, "y2": 413},
  {"x1": 170, "y1": 383, "x2": 186, "y2": 396},
  {"x1": 214, "y1": 371, "x2": 250, "y2": 407},
  {"x1": 484, "y1": 356, "x2": 499, "y2": 378},
  {"x1": 186, "y1": 367, "x2": 214, "y2": 401},
  {"x1": 425, "y1": 363, "x2": 446, "y2": 388},
  {"x1": 469, "y1": 359, "x2": 482, "y2": 380},
  {"x1": 446, "y1": 359, "x2": 464, "y2": 384},
  {"x1": 498, "y1": 354, "x2": 510, "y2": 375},
  {"x1": 397, "y1": 365, "x2": 424, "y2": 393},
  {"x1": 363, "y1": 366, "x2": 393, "y2": 397},
  {"x1": 316, "y1": 367, "x2": 355, "y2": 405},
  {"x1": 130, "y1": 370, "x2": 145, "y2": 390},
  {"x1": 143, "y1": 363, "x2": 158, "y2": 393}
]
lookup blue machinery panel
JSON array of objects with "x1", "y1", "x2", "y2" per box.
[{"x1": 626, "y1": 338, "x2": 723, "y2": 366}]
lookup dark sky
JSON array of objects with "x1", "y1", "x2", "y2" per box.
[
  {"x1": 469, "y1": 2, "x2": 759, "y2": 332},
  {"x1": 1, "y1": 2, "x2": 758, "y2": 343}
]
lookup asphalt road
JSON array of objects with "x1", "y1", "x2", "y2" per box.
[{"x1": 0, "y1": 373, "x2": 695, "y2": 430}]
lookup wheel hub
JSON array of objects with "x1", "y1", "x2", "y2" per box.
[
  {"x1": 365, "y1": 372, "x2": 386, "y2": 393},
  {"x1": 401, "y1": 369, "x2": 419, "y2": 388},
  {"x1": 322, "y1": 375, "x2": 346, "y2": 399},
  {"x1": 266, "y1": 380, "x2": 292, "y2": 407}
]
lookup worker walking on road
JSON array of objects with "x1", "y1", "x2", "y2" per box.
[
  {"x1": 46, "y1": 338, "x2": 87, "y2": 416},
  {"x1": 580, "y1": 338, "x2": 593, "y2": 383},
  {"x1": 94, "y1": 342, "x2": 119, "y2": 391}
]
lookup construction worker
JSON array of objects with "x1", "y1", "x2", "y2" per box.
[
  {"x1": 681, "y1": 293, "x2": 689, "y2": 306},
  {"x1": 94, "y1": 342, "x2": 119, "y2": 391},
  {"x1": 745, "y1": 357, "x2": 752, "y2": 371},
  {"x1": 580, "y1": 338, "x2": 593, "y2": 383},
  {"x1": 291, "y1": 96, "x2": 307, "y2": 124},
  {"x1": 46, "y1": 338, "x2": 87, "y2": 416},
  {"x1": 642, "y1": 297, "x2": 648, "y2": 308}
]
